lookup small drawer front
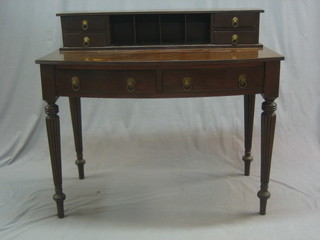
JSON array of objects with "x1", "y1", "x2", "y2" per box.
[
  {"x1": 163, "y1": 67, "x2": 264, "y2": 93},
  {"x1": 213, "y1": 31, "x2": 258, "y2": 45},
  {"x1": 214, "y1": 13, "x2": 258, "y2": 29},
  {"x1": 55, "y1": 70, "x2": 157, "y2": 96},
  {"x1": 62, "y1": 16, "x2": 108, "y2": 33},
  {"x1": 63, "y1": 33, "x2": 108, "y2": 47}
]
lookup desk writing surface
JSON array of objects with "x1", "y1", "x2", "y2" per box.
[
  {"x1": 36, "y1": 47, "x2": 284, "y2": 65},
  {"x1": 56, "y1": 9, "x2": 264, "y2": 16}
]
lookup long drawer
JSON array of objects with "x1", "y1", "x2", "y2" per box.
[
  {"x1": 55, "y1": 70, "x2": 157, "y2": 96},
  {"x1": 162, "y1": 66, "x2": 264, "y2": 93}
]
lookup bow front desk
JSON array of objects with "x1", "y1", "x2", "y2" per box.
[{"x1": 36, "y1": 10, "x2": 284, "y2": 218}]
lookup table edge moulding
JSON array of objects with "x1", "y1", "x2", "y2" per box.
[{"x1": 35, "y1": 9, "x2": 284, "y2": 218}]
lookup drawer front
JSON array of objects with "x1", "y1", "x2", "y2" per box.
[
  {"x1": 62, "y1": 16, "x2": 108, "y2": 33},
  {"x1": 55, "y1": 70, "x2": 157, "y2": 96},
  {"x1": 63, "y1": 33, "x2": 108, "y2": 47},
  {"x1": 213, "y1": 31, "x2": 258, "y2": 45},
  {"x1": 163, "y1": 67, "x2": 264, "y2": 93},
  {"x1": 214, "y1": 13, "x2": 258, "y2": 29}
]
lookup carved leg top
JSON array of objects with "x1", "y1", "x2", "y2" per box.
[
  {"x1": 45, "y1": 104, "x2": 59, "y2": 116},
  {"x1": 262, "y1": 99, "x2": 277, "y2": 115}
]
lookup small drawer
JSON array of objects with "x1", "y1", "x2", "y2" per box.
[
  {"x1": 61, "y1": 16, "x2": 108, "y2": 32},
  {"x1": 163, "y1": 67, "x2": 264, "y2": 93},
  {"x1": 214, "y1": 13, "x2": 258, "y2": 29},
  {"x1": 55, "y1": 70, "x2": 157, "y2": 96},
  {"x1": 63, "y1": 33, "x2": 108, "y2": 47},
  {"x1": 213, "y1": 31, "x2": 258, "y2": 45}
]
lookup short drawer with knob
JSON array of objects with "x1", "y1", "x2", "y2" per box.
[
  {"x1": 55, "y1": 70, "x2": 157, "y2": 97},
  {"x1": 213, "y1": 31, "x2": 258, "y2": 45},
  {"x1": 162, "y1": 65, "x2": 264, "y2": 94},
  {"x1": 63, "y1": 33, "x2": 108, "y2": 47}
]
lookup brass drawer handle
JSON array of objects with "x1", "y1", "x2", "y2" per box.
[
  {"x1": 83, "y1": 37, "x2": 90, "y2": 47},
  {"x1": 82, "y1": 19, "x2": 88, "y2": 30},
  {"x1": 183, "y1": 77, "x2": 192, "y2": 91},
  {"x1": 232, "y1": 34, "x2": 238, "y2": 46},
  {"x1": 232, "y1": 17, "x2": 239, "y2": 28},
  {"x1": 71, "y1": 76, "x2": 80, "y2": 91},
  {"x1": 238, "y1": 74, "x2": 247, "y2": 89},
  {"x1": 127, "y1": 77, "x2": 136, "y2": 92}
]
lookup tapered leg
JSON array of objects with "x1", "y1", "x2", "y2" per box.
[
  {"x1": 69, "y1": 97, "x2": 86, "y2": 179},
  {"x1": 257, "y1": 98, "x2": 277, "y2": 215},
  {"x1": 243, "y1": 95, "x2": 255, "y2": 176},
  {"x1": 45, "y1": 103, "x2": 66, "y2": 218}
]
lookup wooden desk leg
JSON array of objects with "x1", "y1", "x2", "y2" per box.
[
  {"x1": 258, "y1": 98, "x2": 277, "y2": 215},
  {"x1": 69, "y1": 97, "x2": 86, "y2": 179},
  {"x1": 243, "y1": 95, "x2": 255, "y2": 176},
  {"x1": 45, "y1": 103, "x2": 66, "y2": 218}
]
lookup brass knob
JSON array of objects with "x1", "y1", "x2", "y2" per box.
[
  {"x1": 232, "y1": 17, "x2": 239, "y2": 28},
  {"x1": 127, "y1": 77, "x2": 136, "y2": 92},
  {"x1": 82, "y1": 19, "x2": 88, "y2": 30},
  {"x1": 71, "y1": 76, "x2": 80, "y2": 91},
  {"x1": 182, "y1": 77, "x2": 192, "y2": 91},
  {"x1": 238, "y1": 74, "x2": 247, "y2": 89},
  {"x1": 232, "y1": 34, "x2": 238, "y2": 46},
  {"x1": 83, "y1": 37, "x2": 90, "y2": 47}
]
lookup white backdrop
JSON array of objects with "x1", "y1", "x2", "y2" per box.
[{"x1": 0, "y1": 0, "x2": 320, "y2": 239}]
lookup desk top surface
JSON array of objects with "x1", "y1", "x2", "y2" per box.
[
  {"x1": 56, "y1": 9, "x2": 264, "y2": 16},
  {"x1": 36, "y1": 47, "x2": 284, "y2": 65}
]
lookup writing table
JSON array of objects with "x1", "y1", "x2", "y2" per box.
[
  {"x1": 36, "y1": 9, "x2": 284, "y2": 218},
  {"x1": 36, "y1": 47, "x2": 283, "y2": 218}
]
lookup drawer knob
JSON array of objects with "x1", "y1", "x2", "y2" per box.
[
  {"x1": 182, "y1": 77, "x2": 192, "y2": 91},
  {"x1": 82, "y1": 19, "x2": 88, "y2": 30},
  {"x1": 71, "y1": 76, "x2": 80, "y2": 91},
  {"x1": 238, "y1": 74, "x2": 247, "y2": 89},
  {"x1": 83, "y1": 37, "x2": 90, "y2": 47},
  {"x1": 127, "y1": 77, "x2": 136, "y2": 92},
  {"x1": 232, "y1": 17, "x2": 239, "y2": 28},
  {"x1": 232, "y1": 34, "x2": 238, "y2": 46}
]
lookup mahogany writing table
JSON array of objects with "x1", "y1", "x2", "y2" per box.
[
  {"x1": 36, "y1": 47, "x2": 283, "y2": 218},
  {"x1": 36, "y1": 9, "x2": 284, "y2": 218}
]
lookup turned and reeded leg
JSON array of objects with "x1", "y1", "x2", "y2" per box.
[
  {"x1": 69, "y1": 97, "x2": 86, "y2": 179},
  {"x1": 45, "y1": 103, "x2": 66, "y2": 218},
  {"x1": 258, "y1": 98, "x2": 277, "y2": 215},
  {"x1": 242, "y1": 95, "x2": 255, "y2": 176}
]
